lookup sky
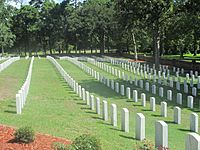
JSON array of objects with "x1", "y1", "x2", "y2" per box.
[{"x1": 8, "y1": 0, "x2": 83, "y2": 8}]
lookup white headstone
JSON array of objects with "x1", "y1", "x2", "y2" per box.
[
  {"x1": 150, "y1": 97, "x2": 156, "y2": 111},
  {"x1": 192, "y1": 87, "x2": 197, "y2": 97},
  {"x1": 96, "y1": 97, "x2": 100, "y2": 115},
  {"x1": 133, "y1": 90, "x2": 138, "y2": 102},
  {"x1": 121, "y1": 85, "x2": 125, "y2": 96},
  {"x1": 159, "y1": 87, "x2": 164, "y2": 97},
  {"x1": 152, "y1": 85, "x2": 156, "y2": 94},
  {"x1": 187, "y1": 96, "x2": 194, "y2": 109},
  {"x1": 121, "y1": 108, "x2": 129, "y2": 132},
  {"x1": 167, "y1": 90, "x2": 172, "y2": 101},
  {"x1": 111, "y1": 104, "x2": 117, "y2": 127},
  {"x1": 184, "y1": 84, "x2": 189, "y2": 94},
  {"x1": 177, "y1": 93, "x2": 182, "y2": 105},
  {"x1": 102, "y1": 100, "x2": 108, "y2": 121},
  {"x1": 126, "y1": 87, "x2": 131, "y2": 99},
  {"x1": 115, "y1": 82, "x2": 119, "y2": 93},
  {"x1": 161, "y1": 102, "x2": 167, "y2": 117},
  {"x1": 155, "y1": 121, "x2": 168, "y2": 148},
  {"x1": 185, "y1": 133, "x2": 200, "y2": 150},
  {"x1": 190, "y1": 113, "x2": 198, "y2": 132},
  {"x1": 16, "y1": 94, "x2": 21, "y2": 114},
  {"x1": 174, "y1": 106, "x2": 181, "y2": 124},
  {"x1": 140, "y1": 80, "x2": 143, "y2": 88},
  {"x1": 82, "y1": 88, "x2": 86, "y2": 101},
  {"x1": 169, "y1": 79, "x2": 173, "y2": 88},
  {"x1": 136, "y1": 113, "x2": 145, "y2": 141},
  {"x1": 141, "y1": 93, "x2": 146, "y2": 107},
  {"x1": 90, "y1": 95, "x2": 95, "y2": 110},
  {"x1": 145, "y1": 82, "x2": 149, "y2": 91},
  {"x1": 86, "y1": 91, "x2": 90, "y2": 105}
]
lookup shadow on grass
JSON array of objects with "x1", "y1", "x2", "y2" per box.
[
  {"x1": 164, "y1": 120, "x2": 175, "y2": 124},
  {"x1": 85, "y1": 111, "x2": 96, "y2": 114},
  {"x1": 4, "y1": 110, "x2": 16, "y2": 114},
  {"x1": 151, "y1": 114, "x2": 161, "y2": 117},
  {"x1": 8, "y1": 105, "x2": 15, "y2": 108},
  {"x1": 80, "y1": 107, "x2": 90, "y2": 110},
  {"x1": 76, "y1": 102, "x2": 86, "y2": 105},
  {"x1": 109, "y1": 127, "x2": 121, "y2": 132},
  {"x1": 133, "y1": 104, "x2": 142, "y2": 107},
  {"x1": 141, "y1": 109, "x2": 151, "y2": 111},
  {"x1": 178, "y1": 128, "x2": 191, "y2": 132},
  {"x1": 99, "y1": 121, "x2": 111, "y2": 126},
  {"x1": 119, "y1": 134, "x2": 136, "y2": 140},
  {"x1": 91, "y1": 116, "x2": 102, "y2": 120}
]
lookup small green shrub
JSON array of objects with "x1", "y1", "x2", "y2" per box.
[
  {"x1": 135, "y1": 139, "x2": 155, "y2": 150},
  {"x1": 53, "y1": 142, "x2": 68, "y2": 150},
  {"x1": 70, "y1": 134, "x2": 101, "y2": 150},
  {"x1": 14, "y1": 126, "x2": 35, "y2": 143}
]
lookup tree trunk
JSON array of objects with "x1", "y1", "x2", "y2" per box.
[
  {"x1": 1, "y1": 45, "x2": 4, "y2": 56},
  {"x1": 160, "y1": 28, "x2": 165, "y2": 56},
  {"x1": 100, "y1": 32, "x2": 105, "y2": 54},
  {"x1": 152, "y1": 24, "x2": 160, "y2": 69},
  {"x1": 193, "y1": 31, "x2": 198, "y2": 56},
  {"x1": 132, "y1": 32, "x2": 137, "y2": 60},
  {"x1": 180, "y1": 45, "x2": 184, "y2": 59}
]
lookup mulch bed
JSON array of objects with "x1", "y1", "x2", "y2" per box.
[
  {"x1": 128, "y1": 59, "x2": 145, "y2": 63},
  {"x1": 0, "y1": 125, "x2": 72, "y2": 150}
]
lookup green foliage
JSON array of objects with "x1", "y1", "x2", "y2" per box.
[
  {"x1": 135, "y1": 139, "x2": 155, "y2": 150},
  {"x1": 14, "y1": 126, "x2": 35, "y2": 143},
  {"x1": 53, "y1": 142, "x2": 68, "y2": 150},
  {"x1": 69, "y1": 134, "x2": 101, "y2": 150}
]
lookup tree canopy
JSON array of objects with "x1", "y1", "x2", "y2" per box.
[{"x1": 0, "y1": 0, "x2": 200, "y2": 66}]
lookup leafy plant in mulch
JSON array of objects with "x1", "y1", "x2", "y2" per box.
[
  {"x1": 14, "y1": 126, "x2": 35, "y2": 143},
  {"x1": 135, "y1": 139, "x2": 155, "y2": 150},
  {"x1": 53, "y1": 142, "x2": 68, "y2": 150},
  {"x1": 69, "y1": 134, "x2": 101, "y2": 150}
]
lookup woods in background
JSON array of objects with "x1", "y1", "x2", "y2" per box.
[{"x1": 0, "y1": 0, "x2": 200, "y2": 65}]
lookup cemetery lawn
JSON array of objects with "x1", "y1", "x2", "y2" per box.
[
  {"x1": 0, "y1": 58, "x2": 198, "y2": 149},
  {"x1": 58, "y1": 59, "x2": 200, "y2": 150}
]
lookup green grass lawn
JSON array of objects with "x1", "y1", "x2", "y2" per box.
[
  {"x1": 161, "y1": 54, "x2": 200, "y2": 61},
  {"x1": 0, "y1": 58, "x2": 199, "y2": 150},
  {"x1": 58, "y1": 59, "x2": 199, "y2": 150}
]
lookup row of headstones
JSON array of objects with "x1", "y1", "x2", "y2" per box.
[
  {"x1": 68, "y1": 57, "x2": 200, "y2": 135},
  {"x1": 85, "y1": 57, "x2": 199, "y2": 104},
  {"x1": 87, "y1": 57, "x2": 200, "y2": 95},
  {"x1": 66, "y1": 57, "x2": 197, "y2": 124},
  {"x1": 67, "y1": 57, "x2": 196, "y2": 110},
  {"x1": 0, "y1": 57, "x2": 20, "y2": 72},
  {"x1": 0, "y1": 56, "x2": 9, "y2": 62},
  {"x1": 47, "y1": 56, "x2": 74, "y2": 89},
  {"x1": 107, "y1": 57, "x2": 200, "y2": 86},
  {"x1": 55, "y1": 56, "x2": 170, "y2": 148},
  {"x1": 108, "y1": 56, "x2": 200, "y2": 79},
  {"x1": 72, "y1": 56, "x2": 200, "y2": 149},
  {"x1": 60, "y1": 56, "x2": 200, "y2": 149},
  {"x1": 16, "y1": 56, "x2": 34, "y2": 114}
]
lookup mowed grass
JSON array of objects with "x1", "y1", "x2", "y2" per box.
[
  {"x1": 58, "y1": 59, "x2": 200, "y2": 150},
  {"x1": 0, "y1": 57, "x2": 198, "y2": 149},
  {"x1": 0, "y1": 58, "x2": 133, "y2": 150}
]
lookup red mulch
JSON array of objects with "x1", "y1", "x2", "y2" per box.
[
  {"x1": 128, "y1": 59, "x2": 145, "y2": 62},
  {"x1": 0, "y1": 125, "x2": 72, "y2": 150}
]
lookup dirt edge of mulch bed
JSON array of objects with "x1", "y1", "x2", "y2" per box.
[
  {"x1": 128, "y1": 59, "x2": 145, "y2": 62},
  {"x1": 0, "y1": 125, "x2": 72, "y2": 150}
]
